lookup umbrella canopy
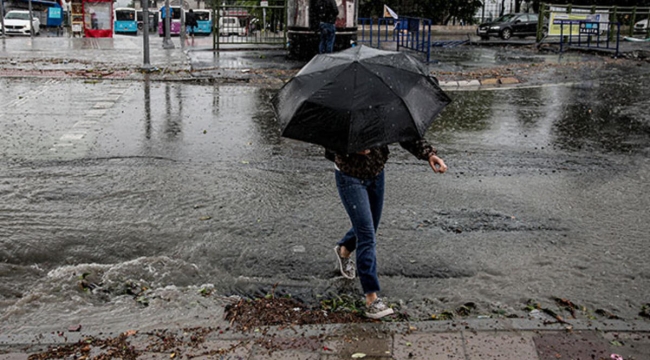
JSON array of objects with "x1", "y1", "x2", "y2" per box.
[{"x1": 271, "y1": 45, "x2": 452, "y2": 154}]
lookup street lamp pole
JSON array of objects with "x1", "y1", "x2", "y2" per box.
[
  {"x1": 28, "y1": 0, "x2": 34, "y2": 39},
  {"x1": 142, "y1": 0, "x2": 151, "y2": 69},
  {"x1": 0, "y1": 0, "x2": 6, "y2": 39},
  {"x1": 162, "y1": 0, "x2": 174, "y2": 49}
]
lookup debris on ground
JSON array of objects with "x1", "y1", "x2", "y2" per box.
[{"x1": 224, "y1": 296, "x2": 370, "y2": 332}]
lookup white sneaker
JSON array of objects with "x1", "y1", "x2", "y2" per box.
[
  {"x1": 365, "y1": 298, "x2": 394, "y2": 319},
  {"x1": 334, "y1": 246, "x2": 356, "y2": 279}
]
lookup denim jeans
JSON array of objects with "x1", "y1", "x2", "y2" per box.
[
  {"x1": 335, "y1": 170, "x2": 385, "y2": 294},
  {"x1": 319, "y1": 22, "x2": 336, "y2": 54}
]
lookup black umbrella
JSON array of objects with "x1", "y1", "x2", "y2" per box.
[{"x1": 271, "y1": 45, "x2": 451, "y2": 154}]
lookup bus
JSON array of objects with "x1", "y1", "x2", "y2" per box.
[
  {"x1": 136, "y1": 9, "x2": 157, "y2": 32},
  {"x1": 158, "y1": 6, "x2": 182, "y2": 36},
  {"x1": 113, "y1": 7, "x2": 137, "y2": 35},
  {"x1": 192, "y1": 9, "x2": 212, "y2": 35}
]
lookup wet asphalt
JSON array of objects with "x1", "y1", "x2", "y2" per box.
[{"x1": 0, "y1": 33, "x2": 649, "y2": 332}]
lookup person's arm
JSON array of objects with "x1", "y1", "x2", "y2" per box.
[{"x1": 399, "y1": 139, "x2": 447, "y2": 174}]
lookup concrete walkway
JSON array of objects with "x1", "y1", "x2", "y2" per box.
[
  {"x1": 0, "y1": 34, "x2": 567, "y2": 86},
  {"x1": 1, "y1": 318, "x2": 649, "y2": 359}
]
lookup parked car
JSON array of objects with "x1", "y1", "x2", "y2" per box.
[
  {"x1": 476, "y1": 13, "x2": 545, "y2": 40},
  {"x1": 218, "y1": 16, "x2": 245, "y2": 36},
  {"x1": 1, "y1": 10, "x2": 40, "y2": 36},
  {"x1": 634, "y1": 19, "x2": 648, "y2": 34}
]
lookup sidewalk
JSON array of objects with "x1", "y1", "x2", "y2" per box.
[
  {"x1": 1, "y1": 34, "x2": 647, "y2": 90},
  {"x1": 1, "y1": 317, "x2": 649, "y2": 359},
  {"x1": 0, "y1": 35, "x2": 531, "y2": 89}
]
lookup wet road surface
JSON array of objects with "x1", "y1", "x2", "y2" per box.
[{"x1": 0, "y1": 57, "x2": 649, "y2": 331}]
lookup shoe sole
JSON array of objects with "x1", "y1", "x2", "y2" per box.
[
  {"x1": 334, "y1": 246, "x2": 355, "y2": 280},
  {"x1": 365, "y1": 307, "x2": 394, "y2": 319}
]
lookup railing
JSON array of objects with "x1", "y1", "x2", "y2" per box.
[
  {"x1": 539, "y1": 3, "x2": 650, "y2": 41},
  {"x1": 558, "y1": 20, "x2": 621, "y2": 57},
  {"x1": 212, "y1": 2, "x2": 287, "y2": 50},
  {"x1": 357, "y1": 17, "x2": 432, "y2": 62},
  {"x1": 357, "y1": 17, "x2": 398, "y2": 48}
]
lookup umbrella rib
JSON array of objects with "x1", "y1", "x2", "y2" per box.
[
  {"x1": 358, "y1": 62, "x2": 423, "y2": 138},
  {"x1": 295, "y1": 64, "x2": 352, "y2": 108}
]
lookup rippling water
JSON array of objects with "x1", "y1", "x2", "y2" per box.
[{"x1": 1, "y1": 62, "x2": 649, "y2": 332}]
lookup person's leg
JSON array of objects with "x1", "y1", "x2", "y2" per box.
[
  {"x1": 362, "y1": 171, "x2": 385, "y2": 304},
  {"x1": 338, "y1": 170, "x2": 383, "y2": 256},
  {"x1": 337, "y1": 229, "x2": 355, "y2": 253},
  {"x1": 319, "y1": 22, "x2": 328, "y2": 54},
  {"x1": 326, "y1": 23, "x2": 336, "y2": 53},
  {"x1": 335, "y1": 170, "x2": 380, "y2": 295}
]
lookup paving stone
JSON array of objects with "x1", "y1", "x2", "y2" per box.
[
  {"x1": 439, "y1": 81, "x2": 459, "y2": 87},
  {"x1": 137, "y1": 352, "x2": 173, "y2": 359},
  {"x1": 393, "y1": 333, "x2": 464, "y2": 359},
  {"x1": 252, "y1": 350, "x2": 320, "y2": 359},
  {"x1": 499, "y1": 77, "x2": 519, "y2": 84},
  {"x1": 464, "y1": 331, "x2": 538, "y2": 360},
  {"x1": 322, "y1": 336, "x2": 391, "y2": 358},
  {"x1": 185, "y1": 339, "x2": 252, "y2": 359},
  {"x1": 0, "y1": 354, "x2": 29, "y2": 360},
  {"x1": 481, "y1": 78, "x2": 499, "y2": 85},
  {"x1": 603, "y1": 332, "x2": 650, "y2": 360},
  {"x1": 458, "y1": 80, "x2": 481, "y2": 86},
  {"x1": 533, "y1": 331, "x2": 610, "y2": 360}
]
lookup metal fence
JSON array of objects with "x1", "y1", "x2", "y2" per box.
[
  {"x1": 539, "y1": 3, "x2": 650, "y2": 41},
  {"x1": 212, "y1": 1, "x2": 286, "y2": 50},
  {"x1": 357, "y1": 17, "x2": 432, "y2": 62},
  {"x1": 558, "y1": 20, "x2": 621, "y2": 57}
]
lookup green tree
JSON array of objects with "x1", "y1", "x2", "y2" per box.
[{"x1": 359, "y1": 0, "x2": 481, "y2": 25}]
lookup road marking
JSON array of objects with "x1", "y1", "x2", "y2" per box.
[
  {"x1": 60, "y1": 133, "x2": 86, "y2": 141},
  {"x1": 85, "y1": 109, "x2": 108, "y2": 117},
  {"x1": 1, "y1": 79, "x2": 63, "y2": 109},
  {"x1": 93, "y1": 102, "x2": 115, "y2": 109},
  {"x1": 73, "y1": 120, "x2": 99, "y2": 128},
  {"x1": 47, "y1": 82, "x2": 131, "y2": 156}
]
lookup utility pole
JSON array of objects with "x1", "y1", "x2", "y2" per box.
[
  {"x1": 162, "y1": 0, "x2": 175, "y2": 49},
  {"x1": 28, "y1": 0, "x2": 34, "y2": 39},
  {"x1": 142, "y1": 0, "x2": 151, "y2": 69},
  {"x1": 0, "y1": 0, "x2": 6, "y2": 39}
]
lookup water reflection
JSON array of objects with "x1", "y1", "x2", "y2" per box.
[
  {"x1": 425, "y1": 81, "x2": 650, "y2": 154},
  {"x1": 164, "y1": 82, "x2": 183, "y2": 139},
  {"x1": 143, "y1": 75, "x2": 152, "y2": 140},
  {"x1": 553, "y1": 79, "x2": 650, "y2": 153},
  {"x1": 431, "y1": 90, "x2": 493, "y2": 133}
]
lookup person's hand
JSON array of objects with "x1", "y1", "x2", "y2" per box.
[
  {"x1": 428, "y1": 154, "x2": 447, "y2": 174},
  {"x1": 357, "y1": 149, "x2": 371, "y2": 155}
]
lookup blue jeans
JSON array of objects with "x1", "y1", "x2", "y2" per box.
[
  {"x1": 335, "y1": 170, "x2": 385, "y2": 294},
  {"x1": 319, "y1": 22, "x2": 336, "y2": 54}
]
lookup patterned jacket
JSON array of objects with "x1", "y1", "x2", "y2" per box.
[{"x1": 329, "y1": 139, "x2": 437, "y2": 179}]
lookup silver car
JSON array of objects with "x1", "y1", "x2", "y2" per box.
[{"x1": 1, "y1": 10, "x2": 41, "y2": 36}]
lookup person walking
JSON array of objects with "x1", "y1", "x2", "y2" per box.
[
  {"x1": 316, "y1": 0, "x2": 338, "y2": 53},
  {"x1": 185, "y1": 8, "x2": 198, "y2": 46},
  {"x1": 159, "y1": 4, "x2": 170, "y2": 38},
  {"x1": 330, "y1": 140, "x2": 447, "y2": 319}
]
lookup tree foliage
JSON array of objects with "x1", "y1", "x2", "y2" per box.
[{"x1": 359, "y1": 0, "x2": 482, "y2": 24}]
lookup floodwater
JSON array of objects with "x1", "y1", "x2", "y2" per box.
[{"x1": 0, "y1": 58, "x2": 649, "y2": 333}]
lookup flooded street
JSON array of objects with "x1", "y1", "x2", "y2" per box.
[{"x1": 1, "y1": 57, "x2": 649, "y2": 333}]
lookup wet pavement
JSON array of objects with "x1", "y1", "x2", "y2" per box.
[
  {"x1": 1, "y1": 317, "x2": 650, "y2": 359},
  {"x1": 1, "y1": 32, "x2": 650, "y2": 358}
]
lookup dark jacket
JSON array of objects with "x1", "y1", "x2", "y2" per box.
[
  {"x1": 326, "y1": 139, "x2": 437, "y2": 179},
  {"x1": 185, "y1": 10, "x2": 198, "y2": 28},
  {"x1": 316, "y1": 0, "x2": 338, "y2": 24}
]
